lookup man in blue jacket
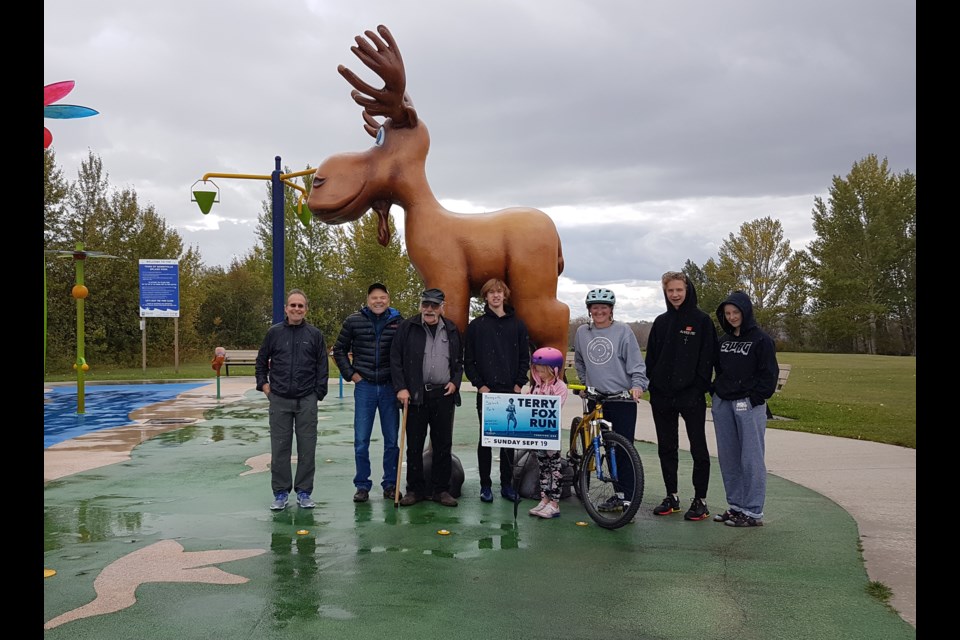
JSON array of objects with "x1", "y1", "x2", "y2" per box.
[
  {"x1": 333, "y1": 282, "x2": 404, "y2": 503},
  {"x1": 256, "y1": 289, "x2": 329, "y2": 511}
]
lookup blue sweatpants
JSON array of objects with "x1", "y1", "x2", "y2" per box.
[{"x1": 711, "y1": 396, "x2": 767, "y2": 519}]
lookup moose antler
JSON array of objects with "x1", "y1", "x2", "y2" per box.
[{"x1": 338, "y1": 25, "x2": 419, "y2": 137}]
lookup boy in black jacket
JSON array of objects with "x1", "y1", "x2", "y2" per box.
[{"x1": 645, "y1": 272, "x2": 717, "y2": 521}]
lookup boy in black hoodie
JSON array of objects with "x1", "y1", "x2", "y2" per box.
[
  {"x1": 645, "y1": 272, "x2": 718, "y2": 521},
  {"x1": 711, "y1": 291, "x2": 778, "y2": 527}
]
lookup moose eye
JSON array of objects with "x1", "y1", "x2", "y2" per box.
[{"x1": 375, "y1": 127, "x2": 385, "y2": 147}]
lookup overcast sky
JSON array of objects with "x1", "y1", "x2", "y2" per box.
[{"x1": 44, "y1": 0, "x2": 915, "y2": 322}]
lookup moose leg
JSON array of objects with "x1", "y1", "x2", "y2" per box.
[
  {"x1": 434, "y1": 281, "x2": 471, "y2": 337},
  {"x1": 512, "y1": 294, "x2": 570, "y2": 354}
]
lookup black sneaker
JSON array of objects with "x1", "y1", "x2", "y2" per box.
[
  {"x1": 653, "y1": 495, "x2": 681, "y2": 516},
  {"x1": 383, "y1": 486, "x2": 401, "y2": 500},
  {"x1": 598, "y1": 494, "x2": 625, "y2": 512},
  {"x1": 683, "y1": 497, "x2": 709, "y2": 521},
  {"x1": 725, "y1": 511, "x2": 763, "y2": 527},
  {"x1": 713, "y1": 509, "x2": 736, "y2": 523},
  {"x1": 353, "y1": 488, "x2": 369, "y2": 503}
]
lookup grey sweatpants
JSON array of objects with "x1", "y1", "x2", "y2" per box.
[
  {"x1": 268, "y1": 392, "x2": 318, "y2": 496},
  {"x1": 711, "y1": 395, "x2": 767, "y2": 519}
]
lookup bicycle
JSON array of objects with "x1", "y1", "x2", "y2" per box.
[{"x1": 564, "y1": 384, "x2": 644, "y2": 529}]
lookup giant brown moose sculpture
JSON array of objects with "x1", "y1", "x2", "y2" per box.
[{"x1": 307, "y1": 25, "x2": 570, "y2": 353}]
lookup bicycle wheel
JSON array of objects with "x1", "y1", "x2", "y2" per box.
[
  {"x1": 566, "y1": 417, "x2": 589, "y2": 499},
  {"x1": 577, "y1": 431, "x2": 644, "y2": 529}
]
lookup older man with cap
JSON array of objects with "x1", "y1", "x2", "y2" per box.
[
  {"x1": 390, "y1": 288, "x2": 463, "y2": 507},
  {"x1": 333, "y1": 282, "x2": 404, "y2": 503}
]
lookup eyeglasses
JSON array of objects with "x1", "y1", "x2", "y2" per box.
[
  {"x1": 420, "y1": 301, "x2": 441, "y2": 309},
  {"x1": 287, "y1": 303, "x2": 305, "y2": 309}
]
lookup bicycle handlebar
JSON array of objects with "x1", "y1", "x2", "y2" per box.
[{"x1": 567, "y1": 385, "x2": 634, "y2": 402}]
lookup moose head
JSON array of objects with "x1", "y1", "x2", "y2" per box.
[{"x1": 308, "y1": 25, "x2": 570, "y2": 353}]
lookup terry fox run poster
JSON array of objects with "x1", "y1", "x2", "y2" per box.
[{"x1": 481, "y1": 393, "x2": 561, "y2": 450}]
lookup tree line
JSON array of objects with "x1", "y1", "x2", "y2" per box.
[
  {"x1": 44, "y1": 150, "x2": 915, "y2": 373},
  {"x1": 681, "y1": 155, "x2": 915, "y2": 355}
]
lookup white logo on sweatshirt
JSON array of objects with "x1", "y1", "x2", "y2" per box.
[
  {"x1": 720, "y1": 341, "x2": 752, "y2": 355},
  {"x1": 587, "y1": 337, "x2": 614, "y2": 365}
]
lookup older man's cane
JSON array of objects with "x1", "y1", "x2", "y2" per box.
[{"x1": 394, "y1": 398, "x2": 408, "y2": 508}]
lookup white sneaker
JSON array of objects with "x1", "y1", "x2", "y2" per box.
[
  {"x1": 529, "y1": 498, "x2": 549, "y2": 516},
  {"x1": 536, "y1": 502, "x2": 561, "y2": 519}
]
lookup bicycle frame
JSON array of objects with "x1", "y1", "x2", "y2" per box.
[
  {"x1": 570, "y1": 396, "x2": 619, "y2": 481},
  {"x1": 568, "y1": 385, "x2": 629, "y2": 482},
  {"x1": 565, "y1": 384, "x2": 645, "y2": 529}
]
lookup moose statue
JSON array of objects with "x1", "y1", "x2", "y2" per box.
[{"x1": 307, "y1": 25, "x2": 570, "y2": 353}]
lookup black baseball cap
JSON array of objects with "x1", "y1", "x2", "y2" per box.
[
  {"x1": 368, "y1": 282, "x2": 389, "y2": 295},
  {"x1": 420, "y1": 288, "x2": 445, "y2": 304}
]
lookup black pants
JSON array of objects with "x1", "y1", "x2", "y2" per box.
[
  {"x1": 651, "y1": 393, "x2": 710, "y2": 499},
  {"x1": 405, "y1": 392, "x2": 456, "y2": 496},
  {"x1": 475, "y1": 391, "x2": 516, "y2": 489},
  {"x1": 590, "y1": 400, "x2": 639, "y2": 502}
]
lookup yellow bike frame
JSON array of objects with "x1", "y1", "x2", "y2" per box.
[{"x1": 567, "y1": 384, "x2": 612, "y2": 473}]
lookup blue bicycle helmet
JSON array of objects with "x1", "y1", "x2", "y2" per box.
[
  {"x1": 531, "y1": 347, "x2": 565, "y2": 369},
  {"x1": 585, "y1": 287, "x2": 616, "y2": 307}
]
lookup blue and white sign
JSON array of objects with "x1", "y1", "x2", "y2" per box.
[
  {"x1": 139, "y1": 259, "x2": 180, "y2": 317},
  {"x1": 481, "y1": 392, "x2": 561, "y2": 450}
]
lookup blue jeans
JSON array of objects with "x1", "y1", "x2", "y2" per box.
[{"x1": 353, "y1": 380, "x2": 400, "y2": 491}]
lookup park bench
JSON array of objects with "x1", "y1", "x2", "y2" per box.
[
  {"x1": 776, "y1": 363, "x2": 792, "y2": 393},
  {"x1": 223, "y1": 349, "x2": 259, "y2": 376},
  {"x1": 766, "y1": 363, "x2": 792, "y2": 419},
  {"x1": 564, "y1": 351, "x2": 576, "y2": 381}
]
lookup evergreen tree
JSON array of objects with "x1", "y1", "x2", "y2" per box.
[{"x1": 808, "y1": 155, "x2": 916, "y2": 354}]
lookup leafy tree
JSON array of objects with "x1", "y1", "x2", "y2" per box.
[
  {"x1": 252, "y1": 169, "x2": 345, "y2": 340},
  {"x1": 331, "y1": 210, "x2": 423, "y2": 324},
  {"x1": 683, "y1": 258, "x2": 728, "y2": 326},
  {"x1": 779, "y1": 250, "x2": 815, "y2": 350},
  {"x1": 64, "y1": 150, "x2": 110, "y2": 246},
  {"x1": 44, "y1": 152, "x2": 202, "y2": 368},
  {"x1": 808, "y1": 155, "x2": 916, "y2": 354},
  {"x1": 44, "y1": 148, "x2": 69, "y2": 247},
  {"x1": 196, "y1": 258, "x2": 270, "y2": 348},
  {"x1": 688, "y1": 218, "x2": 805, "y2": 341},
  {"x1": 250, "y1": 171, "x2": 422, "y2": 341}
]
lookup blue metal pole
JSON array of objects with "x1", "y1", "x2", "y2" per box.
[{"x1": 271, "y1": 156, "x2": 284, "y2": 324}]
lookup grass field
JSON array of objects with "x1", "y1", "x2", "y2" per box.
[
  {"x1": 766, "y1": 353, "x2": 915, "y2": 448},
  {"x1": 44, "y1": 352, "x2": 915, "y2": 449}
]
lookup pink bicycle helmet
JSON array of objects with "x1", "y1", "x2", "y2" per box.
[{"x1": 531, "y1": 347, "x2": 565, "y2": 369}]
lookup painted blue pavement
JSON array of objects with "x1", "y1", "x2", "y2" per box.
[{"x1": 43, "y1": 383, "x2": 207, "y2": 448}]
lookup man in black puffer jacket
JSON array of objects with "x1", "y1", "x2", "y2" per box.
[{"x1": 333, "y1": 283, "x2": 404, "y2": 503}]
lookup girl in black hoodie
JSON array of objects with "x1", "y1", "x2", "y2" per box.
[{"x1": 711, "y1": 291, "x2": 778, "y2": 528}]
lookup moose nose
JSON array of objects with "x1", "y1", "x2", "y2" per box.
[{"x1": 312, "y1": 176, "x2": 326, "y2": 188}]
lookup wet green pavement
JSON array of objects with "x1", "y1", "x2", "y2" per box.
[{"x1": 44, "y1": 389, "x2": 915, "y2": 639}]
